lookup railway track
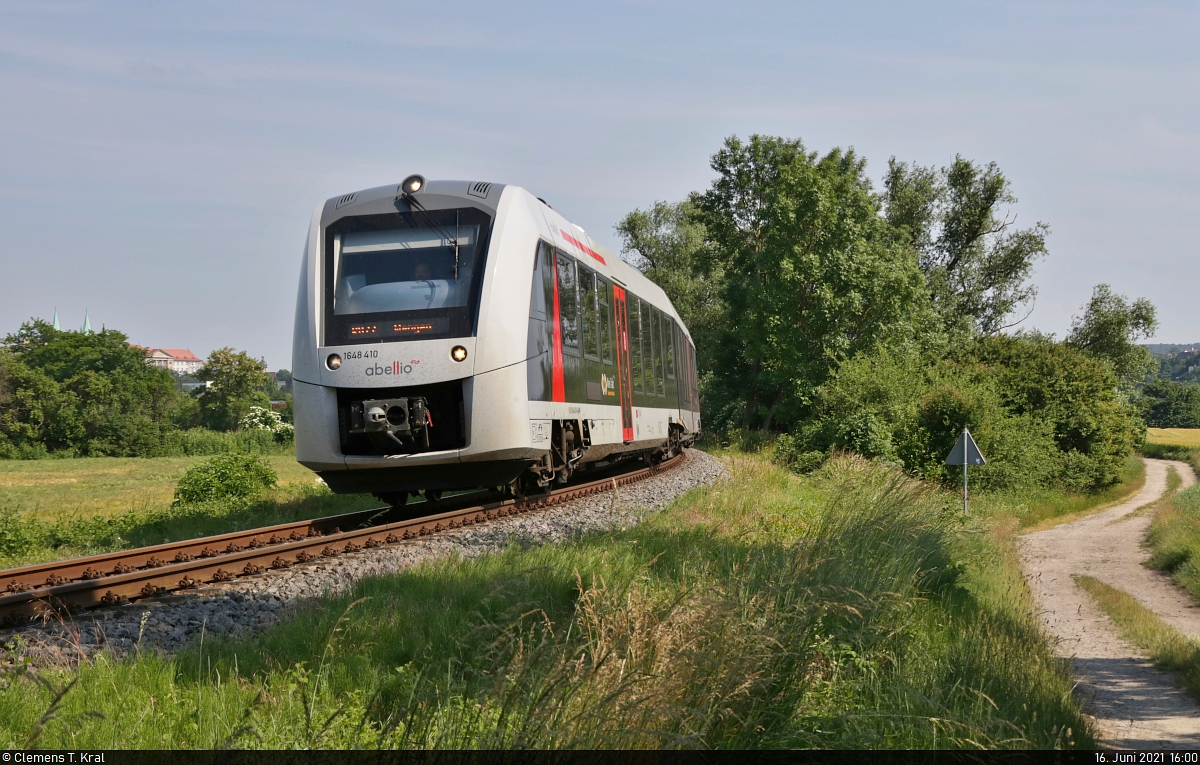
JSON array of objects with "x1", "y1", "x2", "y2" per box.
[{"x1": 0, "y1": 452, "x2": 685, "y2": 626}]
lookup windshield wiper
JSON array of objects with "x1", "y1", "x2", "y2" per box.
[{"x1": 399, "y1": 193, "x2": 460, "y2": 281}]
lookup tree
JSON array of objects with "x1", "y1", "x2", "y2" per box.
[
  {"x1": 274, "y1": 369, "x2": 294, "y2": 395},
  {"x1": 0, "y1": 320, "x2": 183, "y2": 456},
  {"x1": 884, "y1": 156, "x2": 1049, "y2": 336},
  {"x1": 615, "y1": 200, "x2": 724, "y2": 386},
  {"x1": 195, "y1": 348, "x2": 269, "y2": 431},
  {"x1": 1141, "y1": 380, "x2": 1200, "y2": 429},
  {"x1": 1066, "y1": 283, "x2": 1158, "y2": 385},
  {"x1": 690, "y1": 135, "x2": 937, "y2": 432}
]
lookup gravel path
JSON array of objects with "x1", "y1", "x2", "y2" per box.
[
  {"x1": 1020, "y1": 458, "x2": 1200, "y2": 749},
  {"x1": 1, "y1": 450, "x2": 728, "y2": 665}
]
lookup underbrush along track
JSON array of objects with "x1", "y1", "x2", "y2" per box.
[{"x1": 0, "y1": 453, "x2": 685, "y2": 626}]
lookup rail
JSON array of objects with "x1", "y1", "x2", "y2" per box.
[{"x1": 0, "y1": 452, "x2": 685, "y2": 626}]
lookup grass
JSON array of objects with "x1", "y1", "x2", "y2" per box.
[
  {"x1": 0, "y1": 453, "x2": 378, "y2": 569},
  {"x1": 968, "y1": 454, "x2": 1146, "y2": 532},
  {"x1": 1145, "y1": 479, "x2": 1200, "y2": 602},
  {"x1": 0, "y1": 453, "x2": 318, "y2": 520},
  {"x1": 0, "y1": 451, "x2": 1095, "y2": 749},
  {"x1": 1117, "y1": 465, "x2": 1181, "y2": 523},
  {"x1": 1074, "y1": 575, "x2": 1200, "y2": 703}
]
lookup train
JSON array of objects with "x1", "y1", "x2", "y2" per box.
[{"x1": 291, "y1": 175, "x2": 701, "y2": 506}]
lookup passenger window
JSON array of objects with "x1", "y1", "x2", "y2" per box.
[
  {"x1": 598, "y1": 277, "x2": 612, "y2": 364},
  {"x1": 631, "y1": 297, "x2": 644, "y2": 393},
  {"x1": 641, "y1": 301, "x2": 654, "y2": 394},
  {"x1": 529, "y1": 241, "x2": 552, "y2": 320},
  {"x1": 581, "y1": 268, "x2": 599, "y2": 359},
  {"x1": 556, "y1": 252, "x2": 579, "y2": 352},
  {"x1": 651, "y1": 308, "x2": 665, "y2": 395},
  {"x1": 665, "y1": 317, "x2": 675, "y2": 379}
]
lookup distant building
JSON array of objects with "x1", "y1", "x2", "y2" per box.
[{"x1": 142, "y1": 348, "x2": 204, "y2": 375}]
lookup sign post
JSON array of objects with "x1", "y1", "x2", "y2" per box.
[{"x1": 945, "y1": 428, "x2": 986, "y2": 514}]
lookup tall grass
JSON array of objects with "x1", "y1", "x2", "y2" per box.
[
  {"x1": 1146, "y1": 481, "x2": 1200, "y2": 601},
  {"x1": 0, "y1": 452, "x2": 1094, "y2": 749},
  {"x1": 144, "y1": 429, "x2": 293, "y2": 458},
  {"x1": 0, "y1": 428, "x2": 292, "y2": 461}
]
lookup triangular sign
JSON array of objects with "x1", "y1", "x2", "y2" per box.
[{"x1": 945, "y1": 429, "x2": 986, "y2": 466}]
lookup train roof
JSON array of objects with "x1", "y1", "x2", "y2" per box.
[
  {"x1": 503, "y1": 186, "x2": 693, "y2": 345},
  {"x1": 320, "y1": 179, "x2": 692, "y2": 344}
]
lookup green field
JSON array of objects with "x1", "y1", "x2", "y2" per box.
[
  {"x1": 0, "y1": 452, "x2": 378, "y2": 568},
  {"x1": 0, "y1": 453, "x2": 319, "y2": 520},
  {"x1": 1147, "y1": 428, "x2": 1200, "y2": 448}
]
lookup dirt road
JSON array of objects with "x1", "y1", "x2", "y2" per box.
[{"x1": 1021, "y1": 459, "x2": 1200, "y2": 749}]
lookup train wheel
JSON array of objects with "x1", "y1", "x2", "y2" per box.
[
  {"x1": 376, "y1": 492, "x2": 408, "y2": 510},
  {"x1": 423, "y1": 489, "x2": 443, "y2": 503}
]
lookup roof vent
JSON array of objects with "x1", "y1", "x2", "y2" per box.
[
  {"x1": 334, "y1": 193, "x2": 356, "y2": 209},
  {"x1": 467, "y1": 181, "x2": 491, "y2": 199}
]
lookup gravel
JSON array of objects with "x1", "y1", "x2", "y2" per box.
[{"x1": 1, "y1": 449, "x2": 727, "y2": 665}]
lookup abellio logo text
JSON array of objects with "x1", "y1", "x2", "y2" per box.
[{"x1": 365, "y1": 361, "x2": 413, "y2": 377}]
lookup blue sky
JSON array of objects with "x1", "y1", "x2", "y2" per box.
[{"x1": 1, "y1": 1, "x2": 1197, "y2": 368}]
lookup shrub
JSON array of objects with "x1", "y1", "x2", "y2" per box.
[
  {"x1": 772, "y1": 434, "x2": 825, "y2": 474},
  {"x1": 0, "y1": 510, "x2": 47, "y2": 559},
  {"x1": 801, "y1": 336, "x2": 1142, "y2": 491},
  {"x1": 172, "y1": 454, "x2": 277, "y2": 506},
  {"x1": 240, "y1": 405, "x2": 295, "y2": 443}
]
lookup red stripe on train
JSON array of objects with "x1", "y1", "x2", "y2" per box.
[
  {"x1": 550, "y1": 254, "x2": 566, "y2": 403},
  {"x1": 560, "y1": 230, "x2": 606, "y2": 265}
]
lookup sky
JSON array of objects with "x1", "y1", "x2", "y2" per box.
[{"x1": 1, "y1": 1, "x2": 1197, "y2": 369}]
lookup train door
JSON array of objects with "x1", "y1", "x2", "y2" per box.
[{"x1": 612, "y1": 285, "x2": 634, "y2": 442}]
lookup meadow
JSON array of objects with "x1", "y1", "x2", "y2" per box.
[
  {"x1": 0, "y1": 451, "x2": 377, "y2": 568},
  {"x1": 1147, "y1": 428, "x2": 1200, "y2": 448},
  {"x1": 0, "y1": 448, "x2": 1108, "y2": 750}
]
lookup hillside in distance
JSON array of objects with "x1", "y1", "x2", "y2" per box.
[{"x1": 1146, "y1": 343, "x2": 1200, "y2": 357}]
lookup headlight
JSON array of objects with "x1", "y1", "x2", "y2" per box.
[
  {"x1": 401, "y1": 175, "x2": 425, "y2": 194},
  {"x1": 326, "y1": 353, "x2": 342, "y2": 370},
  {"x1": 450, "y1": 345, "x2": 468, "y2": 362}
]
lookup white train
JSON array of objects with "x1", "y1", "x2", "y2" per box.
[{"x1": 291, "y1": 176, "x2": 701, "y2": 505}]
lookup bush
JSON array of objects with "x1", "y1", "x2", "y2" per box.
[
  {"x1": 240, "y1": 405, "x2": 295, "y2": 443},
  {"x1": 772, "y1": 434, "x2": 825, "y2": 474},
  {"x1": 172, "y1": 454, "x2": 277, "y2": 506},
  {"x1": 797, "y1": 336, "x2": 1143, "y2": 492}
]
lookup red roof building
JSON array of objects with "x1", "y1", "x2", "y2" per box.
[{"x1": 143, "y1": 348, "x2": 204, "y2": 375}]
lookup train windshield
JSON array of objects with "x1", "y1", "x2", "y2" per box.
[{"x1": 324, "y1": 207, "x2": 492, "y2": 344}]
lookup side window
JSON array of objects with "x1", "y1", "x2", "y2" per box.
[
  {"x1": 529, "y1": 241, "x2": 552, "y2": 320},
  {"x1": 641, "y1": 301, "x2": 655, "y2": 395},
  {"x1": 581, "y1": 268, "x2": 599, "y2": 359},
  {"x1": 556, "y1": 251, "x2": 579, "y2": 353},
  {"x1": 665, "y1": 317, "x2": 676, "y2": 379},
  {"x1": 631, "y1": 297, "x2": 644, "y2": 393},
  {"x1": 651, "y1": 308, "x2": 665, "y2": 395},
  {"x1": 598, "y1": 277, "x2": 612, "y2": 364}
]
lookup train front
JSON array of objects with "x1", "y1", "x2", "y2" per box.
[{"x1": 290, "y1": 177, "x2": 527, "y2": 502}]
